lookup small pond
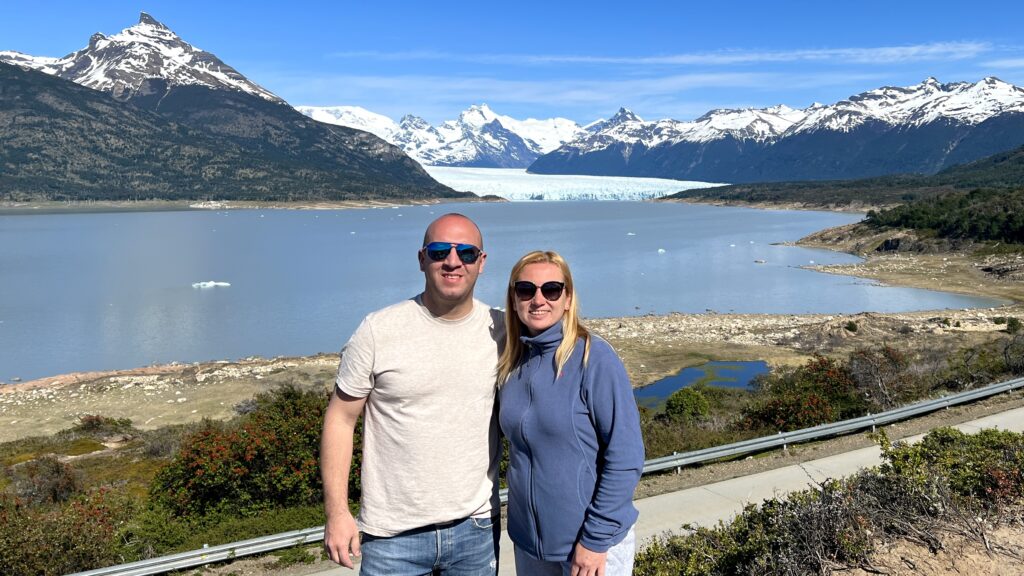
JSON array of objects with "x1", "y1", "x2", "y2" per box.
[{"x1": 634, "y1": 360, "x2": 770, "y2": 411}]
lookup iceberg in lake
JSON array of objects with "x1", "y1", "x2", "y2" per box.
[{"x1": 192, "y1": 281, "x2": 231, "y2": 289}]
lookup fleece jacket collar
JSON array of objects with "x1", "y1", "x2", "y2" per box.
[{"x1": 520, "y1": 321, "x2": 564, "y2": 355}]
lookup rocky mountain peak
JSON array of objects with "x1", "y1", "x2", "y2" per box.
[
  {"x1": 137, "y1": 12, "x2": 170, "y2": 29},
  {"x1": 400, "y1": 115, "x2": 431, "y2": 130},
  {"x1": 1, "y1": 13, "x2": 283, "y2": 104},
  {"x1": 610, "y1": 107, "x2": 642, "y2": 124}
]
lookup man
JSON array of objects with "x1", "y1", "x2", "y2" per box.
[{"x1": 321, "y1": 213, "x2": 503, "y2": 575}]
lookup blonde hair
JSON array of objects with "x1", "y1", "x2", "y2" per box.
[{"x1": 497, "y1": 251, "x2": 591, "y2": 384}]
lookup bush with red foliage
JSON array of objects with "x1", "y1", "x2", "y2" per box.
[{"x1": 150, "y1": 385, "x2": 360, "y2": 518}]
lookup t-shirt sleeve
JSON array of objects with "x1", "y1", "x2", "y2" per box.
[{"x1": 335, "y1": 317, "x2": 376, "y2": 398}]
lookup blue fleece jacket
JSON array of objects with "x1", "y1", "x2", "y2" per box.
[{"x1": 499, "y1": 322, "x2": 645, "y2": 561}]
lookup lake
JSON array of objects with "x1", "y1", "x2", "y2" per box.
[{"x1": 0, "y1": 201, "x2": 1000, "y2": 382}]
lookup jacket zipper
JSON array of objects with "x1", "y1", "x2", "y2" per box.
[{"x1": 521, "y1": 345, "x2": 544, "y2": 558}]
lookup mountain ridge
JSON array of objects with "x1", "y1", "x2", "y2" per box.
[
  {"x1": 0, "y1": 14, "x2": 464, "y2": 202},
  {"x1": 296, "y1": 103, "x2": 585, "y2": 168},
  {"x1": 0, "y1": 62, "x2": 463, "y2": 202},
  {"x1": 529, "y1": 77, "x2": 1024, "y2": 183}
]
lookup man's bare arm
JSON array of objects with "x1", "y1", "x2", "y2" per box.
[{"x1": 321, "y1": 388, "x2": 367, "y2": 569}]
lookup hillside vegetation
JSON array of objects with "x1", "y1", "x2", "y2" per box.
[
  {"x1": 635, "y1": 427, "x2": 1024, "y2": 575},
  {"x1": 0, "y1": 63, "x2": 467, "y2": 202},
  {"x1": 660, "y1": 145, "x2": 1024, "y2": 208},
  {"x1": 865, "y1": 187, "x2": 1024, "y2": 244}
]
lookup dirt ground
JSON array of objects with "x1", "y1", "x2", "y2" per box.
[{"x1": 849, "y1": 522, "x2": 1024, "y2": 575}]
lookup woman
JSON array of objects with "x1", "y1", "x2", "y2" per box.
[{"x1": 498, "y1": 251, "x2": 645, "y2": 576}]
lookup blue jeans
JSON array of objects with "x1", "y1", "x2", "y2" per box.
[
  {"x1": 359, "y1": 516, "x2": 499, "y2": 576},
  {"x1": 512, "y1": 527, "x2": 636, "y2": 576}
]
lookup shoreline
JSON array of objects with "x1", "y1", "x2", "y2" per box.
[
  {"x1": 3, "y1": 194, "x2": 862, "y2": 216},
  {"x1": 0, "y1": 197, "x2": 498, "y2": 216},
  {"x1": 2, "y1": 300, "x2": 1021, "y2": 443}
]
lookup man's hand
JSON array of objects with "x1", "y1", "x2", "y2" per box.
[
  {"x1": 321, "y1": 389, "x2": 366, "y2": 569},
  {"x1": 323, "y1": 510, "x2": 361, "y2": 568},
  {"x1": 570, "y1": 542, "x2": 607, "y2": 576}
]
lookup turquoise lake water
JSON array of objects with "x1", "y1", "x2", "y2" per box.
[
  {"x1": 634, "y1": 361, "x2": 770, "y2": 411},
  {"x1": 0, "y1": 201, "x2": 1001, "y2": 382}
]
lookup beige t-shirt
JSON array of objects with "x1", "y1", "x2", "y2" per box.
[{"x1": 335, "y1": 296, "x2": 504, "y2": 537}]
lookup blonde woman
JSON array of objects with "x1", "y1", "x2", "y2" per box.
[{"x1": 498, "y1": 251, "x2": 644, "y2": 576}]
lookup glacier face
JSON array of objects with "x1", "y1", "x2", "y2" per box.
[{"x1": 424, "y1": 167, "x2": 723, "y2": 201}]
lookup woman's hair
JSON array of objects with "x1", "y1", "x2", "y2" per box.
[{"x1": 497, "y1": 250, "x2": 591, "y2": 385}]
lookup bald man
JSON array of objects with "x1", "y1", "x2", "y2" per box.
[{"x1": 322, "y1": 213, "x2": 504, "y2": 575}]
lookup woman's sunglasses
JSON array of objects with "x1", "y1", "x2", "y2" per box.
[
  {"x1": 513, "y1": 281, "x2": 565, "y2": 301},
  {"x1": 422, "y1": 242, "x2": 482, "y2": 264}
]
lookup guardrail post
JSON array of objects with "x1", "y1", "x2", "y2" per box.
[{"x1": 674, "y1": 452, "x2": 680, "y2": 474}]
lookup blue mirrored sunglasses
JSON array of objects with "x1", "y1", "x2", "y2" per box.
[{"x1": 423, "y1": 242, "x2": 482, "y2": 264}]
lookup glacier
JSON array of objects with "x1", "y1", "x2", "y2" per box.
[{"x1": 424, "y1": 167, "x2": 723, "y2": 201}]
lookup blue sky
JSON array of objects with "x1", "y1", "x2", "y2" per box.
[{"x1": 5, "y1": 1, "x2": 1024, "y2": 124}]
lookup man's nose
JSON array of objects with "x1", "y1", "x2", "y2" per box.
[{"x1": 443, "y1": 246, "x2": 463, "y2": 267}]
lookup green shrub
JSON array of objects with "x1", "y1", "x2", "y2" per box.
[
  {"x1": 742, "y1": 391, "x2": 836, "y2": 432},
  {"x1": 844, "y1": 320, "x2": 858, "y2": 332},
  {"x1": 1007, "y1": 317, "x2": 1022, "y2": 334},
  {"x1": 270, "y1": 545, "x2": 319, "y2": 568},
  {"x1": 634, "y1": 428, "x2": 1024, "y2": 575},
  {"x1": 74, "y1": 414, "x2": 134, "y2": 436},
  {"x1": 12, "y1": 455, "x2": 82, "y2": 505},
  {"x1": 150, "y1": 385, "x2": 340, "y2": 517},
  {"x1": 879, "y1": 427, "x2": 1024, "y2": 507},
  {"x1": 635, "y1": 480, "x2": 872, "y2": 575},
  {"x1": 0, "y1": 489, "x2": 136, "y2": 575},
  {"x1": 121, "y1": 503, "x2": 325, "y2": 558},
  {"x1": 642, "y1": 420, "x2": 752, "y2": 460},
  {"x1": 664, "y1": 388, "x2": 710, "y2": 424}
]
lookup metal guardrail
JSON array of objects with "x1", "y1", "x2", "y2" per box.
[
  {"x1": 642, "y1": 375, "x2": 1024, "y2": 474},
  {"x1": 70, "y1": 375, "x2": 1024, "y2": 576},
  {"x1": 69, "y1": 527, "x2": 326, "y2": 576}
]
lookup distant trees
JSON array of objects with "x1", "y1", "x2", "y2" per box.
[{"x1": 866, "y1": 187, "x2": 1024, "y2": 244}]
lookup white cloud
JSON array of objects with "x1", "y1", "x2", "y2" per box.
[
  {"x1": 985, "y1": 58, "x2": 1024, "y2": 68},
  {"x1": 276, "y1": 69, "x2": 902, "y2": 124},
  {"x1": 327, "y1": 42, "x2": 992, "y2": 67}
]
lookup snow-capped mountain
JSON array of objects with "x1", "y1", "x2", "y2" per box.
[
  {"x1": 296, "y1": 106, "x2": 402, "y2": 142},
  {"x1": 580, "y1": 105, "x2": 807, "y2": 147},
  {"x1": 296, "y1": 103, "x2": 585, "y2": 168},
  {"x1": 530, "y1": 77, "x2": 1024, "y2": 183},
  {"x1": 0, "y1": 50, "x2": 57, "y2": 70},
  {"x1": 0, "y1": 12, "x2": 283, "y2": 103},
  {"x1": 788, "y1": 77, "x2": 1024, "y2": 134}
]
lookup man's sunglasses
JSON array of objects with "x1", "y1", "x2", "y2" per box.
[
  {"x1": 422, "y1": 242, "x2": 482, "y2": 264},
  {"x1": 513, "y1": 281, "x2": 566, "y2": 301}
]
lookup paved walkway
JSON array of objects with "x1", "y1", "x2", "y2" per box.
[{"x1": 317, "y1": 406, "x2": 1024, "y2": 575}]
